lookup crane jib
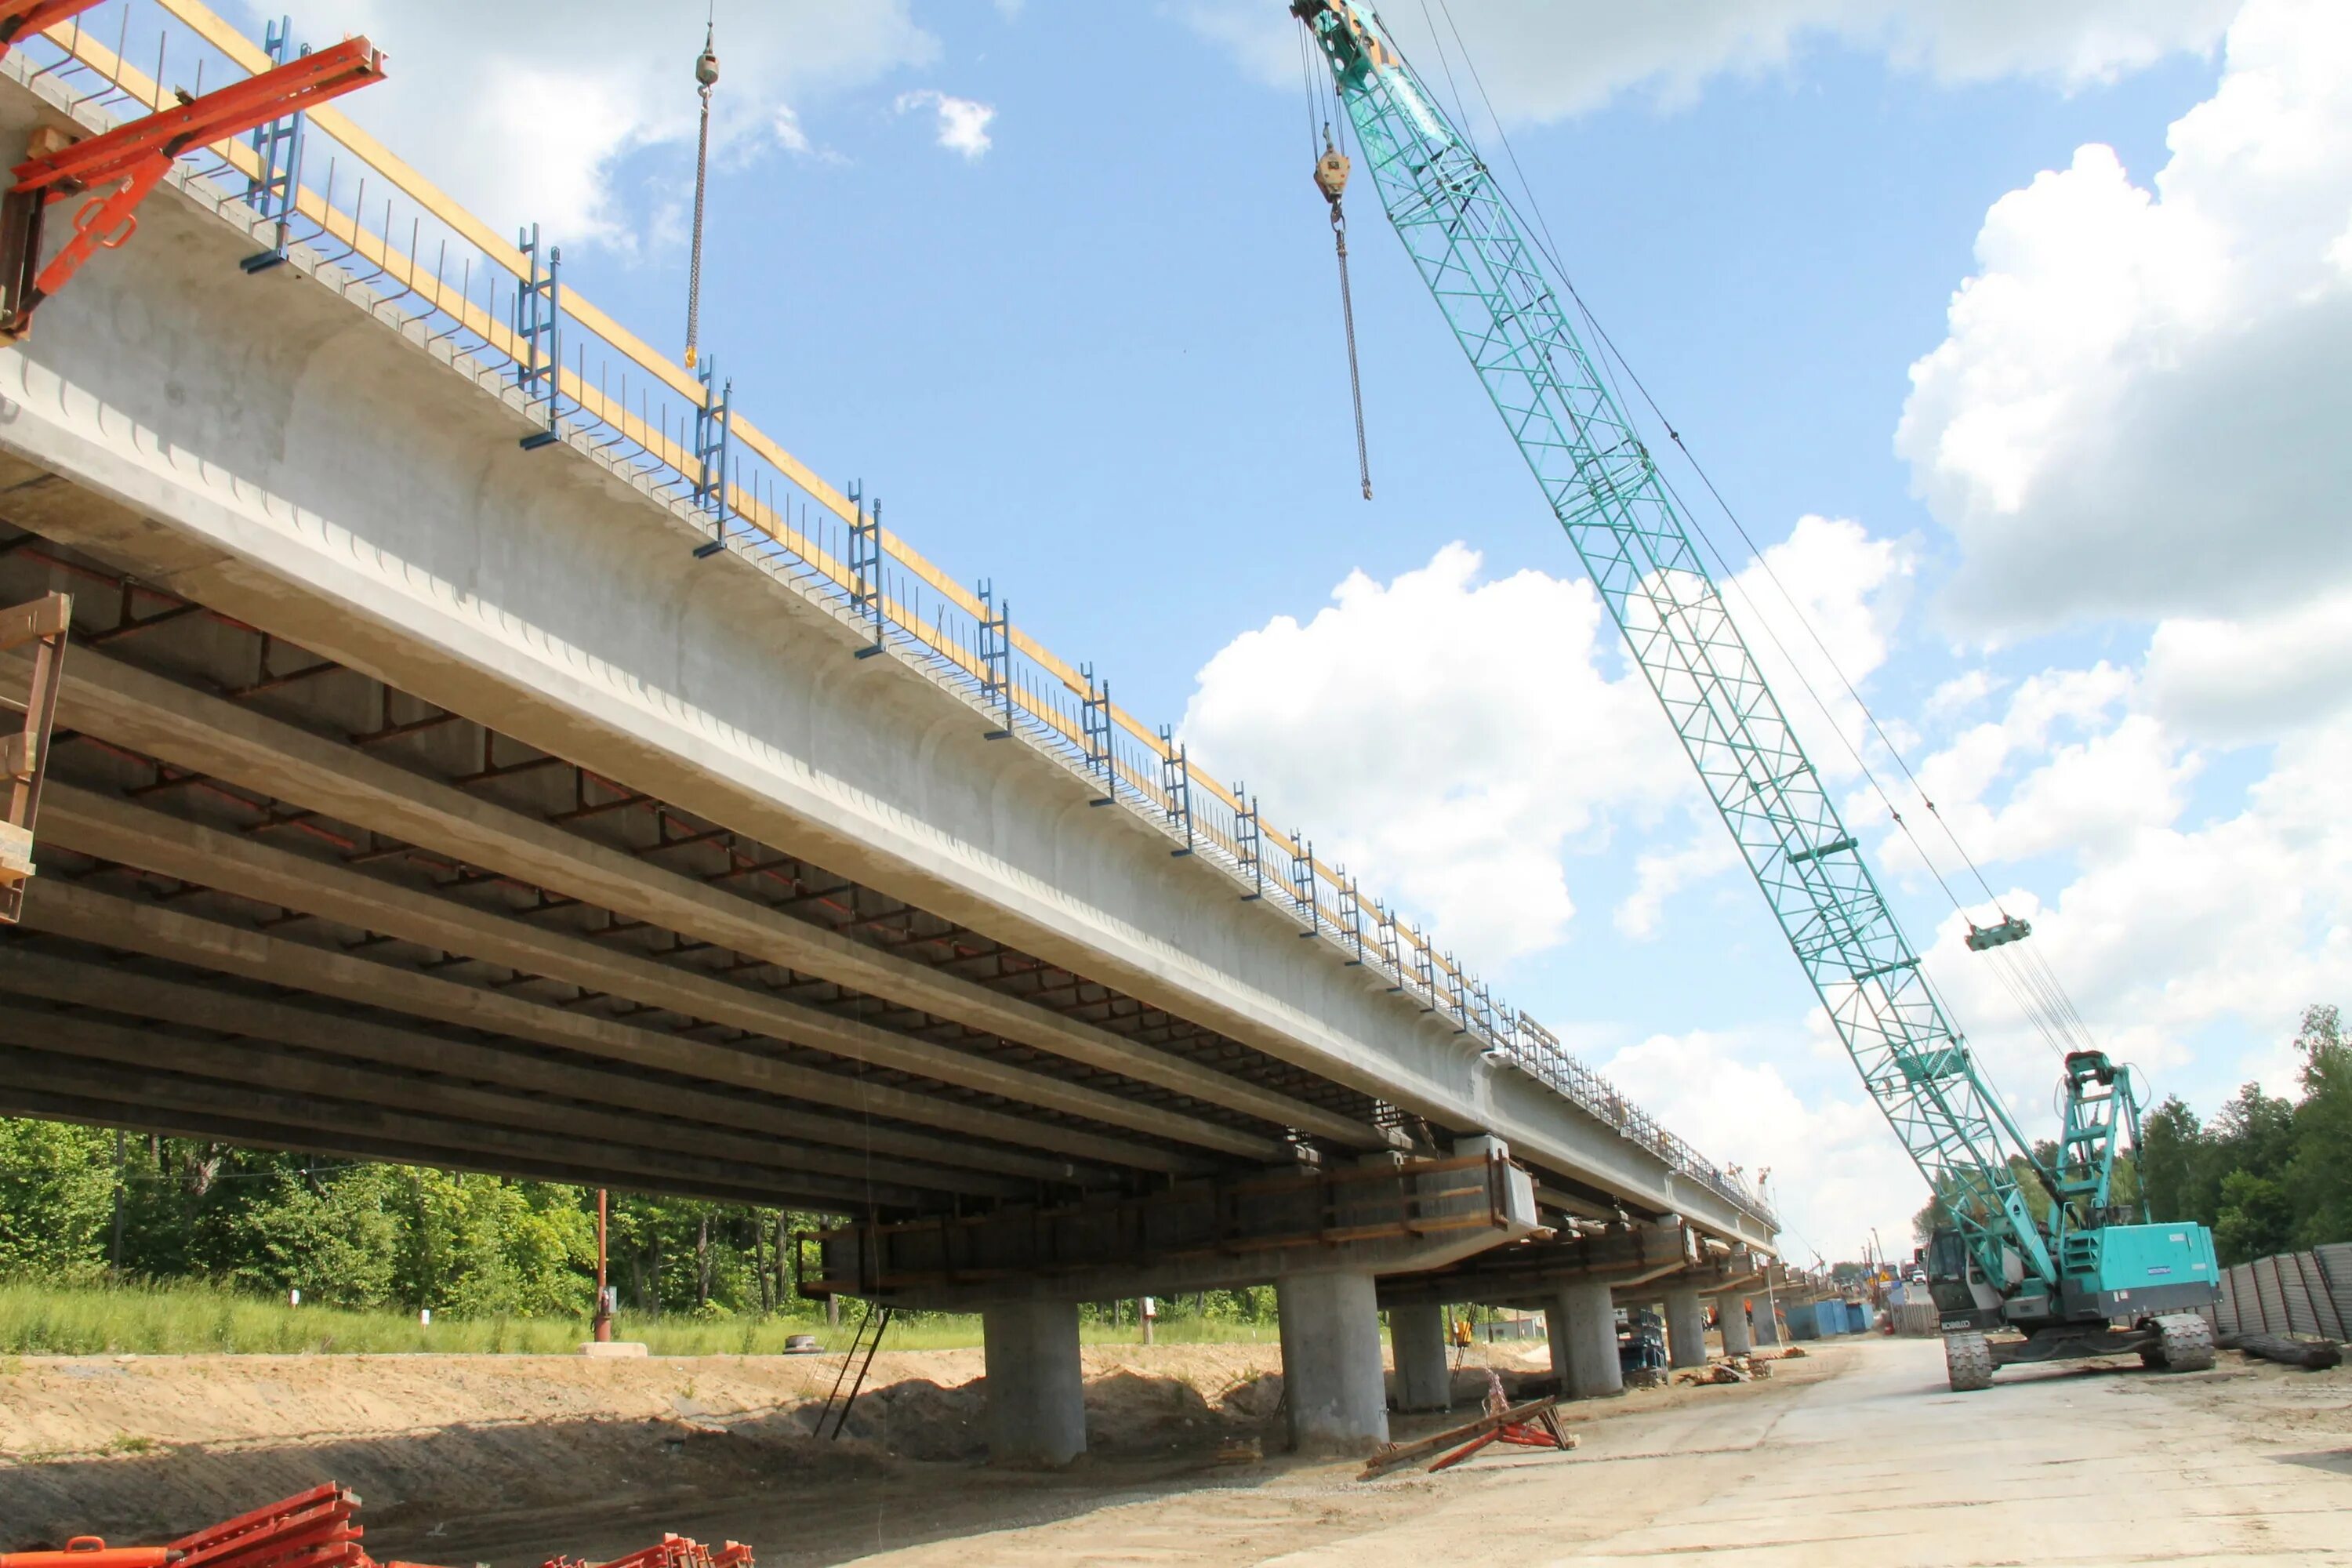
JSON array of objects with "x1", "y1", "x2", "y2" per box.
[{"x1": 1292, "y1": 1, "x2": 2063, "y2": 1293}]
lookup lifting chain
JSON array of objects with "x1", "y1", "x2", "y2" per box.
[{"x1": 1316, "y1": 126, "x2": 1373, "y2": 501}]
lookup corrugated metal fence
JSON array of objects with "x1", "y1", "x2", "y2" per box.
[{"x1": 2207, "y1": 1243, "x2": 2351, "y2": 1340}]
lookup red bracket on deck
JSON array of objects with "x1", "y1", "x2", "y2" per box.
[
  {"x1": 0, "y1": 32, "x2": 384, "y2": 337},
  {"x1": 0, "y1": 0, "x2": 107, "y2": 60}
]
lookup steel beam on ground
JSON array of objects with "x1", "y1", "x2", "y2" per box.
[
  {"x1": 14, "y1": 647, "x2": 1385, "y2": 1149},
  {"x1": 0, "y1": 942, "x2": 1034, "y2": 1197},
  {"x1": 17, "y1": 879, "x2": 1152, "y2": 1178},
  {"x1": 33, "y1": 782, "x2": 1271, "y2": 1163}
]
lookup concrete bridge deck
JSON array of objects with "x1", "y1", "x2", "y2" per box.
[{"x1": 0, "y1": 8, "x2": 1776, "y2": 1464}]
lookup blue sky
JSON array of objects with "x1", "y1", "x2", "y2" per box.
[{"x1": 248, "y1": 0, "x2": 2352, "y2": 1263}]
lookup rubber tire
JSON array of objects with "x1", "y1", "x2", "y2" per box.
[
  {"x1": 2151, "y1": 1314, "x2": 2216, "y2": 1373},
  {"x1": 1944, "y1": 1330, "x2": 1994, "y2": 1392}
]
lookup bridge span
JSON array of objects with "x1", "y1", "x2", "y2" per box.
[{"x1": 0, "y1": 5, "x2": 1777, "y2": 1462}]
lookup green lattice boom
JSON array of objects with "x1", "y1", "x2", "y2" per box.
[{"x1": 1296, "y1": 1, "x2": 2058, "y2": 1292}]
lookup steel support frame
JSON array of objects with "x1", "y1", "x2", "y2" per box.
[{"x1": 512, "y1": 222, "x2": 561, "y2": 449}]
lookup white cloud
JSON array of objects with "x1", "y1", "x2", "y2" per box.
[
  {"x1": 1179, "y1": 527, "x2": 1905, "y2": 964},
  {"x1": 2143, "y1": 585, "x2": 2352, "y2": 745},
  {"x1": 1897, "y1": 0, "x2": 2352, "y2": 638},
  {"x1": 895, "y1": 89, "x2": 997, "y2": 160},
  {"x1": 265, "y1": 1, "x2": 939, "y2": 243},
  {"x1": 1602, "y1": 1027, "x2": 1916, "y2": 1262},
  {"x1": 1180, "y1": 0, "x2": 2232, "y2": 123},
  {"x1": 1181, "y1": 543, "x2": 1683, "y2": 964}
]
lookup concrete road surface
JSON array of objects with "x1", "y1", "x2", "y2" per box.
[{"x1": 818, "y1": 1335, "x2": 2348, "y2": 1566}]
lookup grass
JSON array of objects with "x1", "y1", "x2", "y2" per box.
[{"x1": 0, "y1": 1279, "x2": 1276, "y2": 1358}]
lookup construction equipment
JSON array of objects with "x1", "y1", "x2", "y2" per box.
[
  {"x1": 1290, "y1": 1, "x2": 2220, "y2": 1392},
  {"x1": 0, "y1": 34, "x2": 384, "y2": 337},
  {"x1": 4, "y1": 1485, "x2": 753, "y2": 1568}
]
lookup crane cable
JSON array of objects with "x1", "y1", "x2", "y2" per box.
[
  {"x1": 1298, "y1": 26, "x2": 1372, "y2": 500},
  {"x1": 1412, "y1": 0, "x2": 2094, "y2": 1062},
  {"x1": 1317, "y1": 125, "x2": 1374, "y2": 502},
  {"x1": 684, "y1": 17, "x2": 718, "y2": 369}
]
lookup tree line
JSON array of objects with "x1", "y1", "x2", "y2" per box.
[
  {"x1": 0, "y1": 1127, "x2": 830, "y2": 1319},
  {"x1": 0, "y1": 1123, "x2": 1295, "y2": 1324},
  {"x1": 1913, "y1": 1004, "x2": 2350, "y2": 1267}
]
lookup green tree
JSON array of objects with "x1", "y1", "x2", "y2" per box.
[
  {"x1": 0, "y1": 1119, "x2": 114, "y2": 1276},
  {"x1": 2285, "y1": 1004, "x2": 2352, "y2": 1247},
  {"x1": 2136, "y1": 1095, "x2": 2208, "y2": 1225}
]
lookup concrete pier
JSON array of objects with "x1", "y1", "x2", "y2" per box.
[
  {"x1": 1751, "y1": 1296, "x2": 1783, "y2": 1347},
  {"x1": 1548, "y1": 1278, "x2": 1624, "y2": 1399},
  {"x1": 1663, "y1": 1286, "x2": 1710, "y2": 1370},
  {"x1": 1389, "y1": 1301, "x2": 1452, "y2": 1412},
  {"x1": 1717, "y1": 1293, "x2": 1754, "y2": 1356},
  {"x1": 1278, "y1": 1271, "x2": 1389, "y2": 1454},
  {"x1": 982, "y1": 1298, "x2": 1086, "y2": 1468}
]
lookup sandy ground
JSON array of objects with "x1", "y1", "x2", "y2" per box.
[{"x1": 4, "y1": 1335, "x2": 2346, "y2": 1566}]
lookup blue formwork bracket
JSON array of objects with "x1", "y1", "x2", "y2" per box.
[
  {"x1": 1081, "y1": 664, "x2": 1114, "y2": 804},
  {"x1": 978, "y1": 581, "x2": 1012, "y2": 739},
  {"x1": 1293, "y1": 832, "x2": 1316, "y2": 935},
  {"x1": 514, "y1": 224, "x2": 562, "y2": 449},
  {"x1": 691, "y1": 361, "x2": 731, "y2": 558},
  {"x1": 239, "y1": 16, "x2": 308, "y2": 273},
  {"x1": 848, "y1": 484, "x2": 885, "y2": 658},
  {"x1": 1236, "y1": 786, "x2": 1263, "y2": 900},
  {"x1": 1159, "y1": 725, "x2": 1193, "y2": 857}
]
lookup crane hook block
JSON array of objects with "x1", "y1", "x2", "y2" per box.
[{"x1": 1315, "y1": 141, "x2": 1350, "y2": 206}]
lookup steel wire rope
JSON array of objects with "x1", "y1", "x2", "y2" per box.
[{"x1": 1418, "y1": 0, "x2": 2082, "y2": 1067}]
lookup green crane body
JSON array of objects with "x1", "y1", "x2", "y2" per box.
[{"x1": 1291, "y1": 0, "x2": 2219, "y2": 1388}]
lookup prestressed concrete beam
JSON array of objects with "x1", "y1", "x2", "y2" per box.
[
  {"x1": 18, "y1": 647, "x2": 1391, "y2": 1151},
  {"x1": 0, "y1": 1042, "x2": 889, "y2": 1210},
  {"x1": 1376, "y1": 1219, "x2": 1700, "y2": 1311},
  {"x1": 0, "y1": 998, "x2": 956, "y2": 1207},
  {"x1": 809, "y1": 1143, "x2": 1540, "y2": 1312},
  {"x1": 17, "y1": 879, "x2": 1151, "y2": 1179},
  {"x1": 34, "y1": 783, "x2": 1274, "y2": 1163},
  {"x1": 0, "y1": 944, "x2": 1030, "y2": 1200},
  {"x1": 0, "y1": 1082, "x2": 845, "y2": 1211}
]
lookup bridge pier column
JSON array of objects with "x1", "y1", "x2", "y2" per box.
[
  {"x1": 1278, "y1": 1270, "x2": 1389, "y2": 1454},
  {"x1": 1716, "y1": 1292, "x2": 1753, "y2": 1356},
  {"x1": 1664, "y1": 1287, "x2": 1710, "y2": 1370},
  {"x1": 1751, "y1": 1296, "x2": 1782, "y2": 1347},
  {"x1": 982, "y1": 1297, "x2": 1086, "y2": 1468},
  {"x1": 1548, "y1": 1278, "x2": 1623, "y2": 1399},
  {"x1": 1389, "y1": 1301, "x2": 1451, "y2": 1412}
]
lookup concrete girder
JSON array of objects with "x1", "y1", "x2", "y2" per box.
[
  {"x1": 806, "y1": 1145, "x2": 1541, "y2": 1312},
  {"x1": 14, "y1": 646, "x2": 1391, "y2": 1152},
  {"x1": 0, "y1": 1080, "x2": 848, "y2": 1211},
  {"x1": 0, "y1": 942, "x2": 1038, "y2": 1196},
  {"x1": 1374, "y1": 1219, "x2": 1700, "y2": 1312},
  {"x1": 0, "y1": 1041, "x2": 911, "y2": 1210},
  {"x1": 17, "y1": 879, "x2": 1142, "y2": 1180},
  {"x1": 33, "y1": 783, "x2": 1269, "y2": 1164},
  {"x1": 0, "y1": 995, "x2": 989, "y2": 1203}
]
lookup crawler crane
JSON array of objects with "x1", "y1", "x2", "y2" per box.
[{"x1": 1290, "y1": 1, "x2": 2220, "y2": 1389}]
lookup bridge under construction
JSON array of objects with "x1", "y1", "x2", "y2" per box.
[{"x1": 0, "y1": 0, "x2": 1780, "y2": 1464}]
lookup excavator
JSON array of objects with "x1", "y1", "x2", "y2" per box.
[{"x1": 1288, "y1": 2, "x2": 2220, "y2": 1391}]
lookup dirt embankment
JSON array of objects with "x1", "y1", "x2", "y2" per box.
[{"x1": 0, "y1": 1344, "x2": 1301, "y2": 1551}]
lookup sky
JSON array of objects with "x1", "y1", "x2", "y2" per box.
[{"x1": 221, "y1": 0, "x2": 2352, "y2": 1269}]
